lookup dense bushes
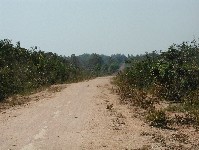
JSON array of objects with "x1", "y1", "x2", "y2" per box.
[
  {"x1": 0, "y1": 39, "x2": 126, "y2": 101},
  {"x1": 114, "y1": 40, "x2": 199, "y2": 127},
  {"x1": 0, "y1": 39, "x2": 82, "y2": 101},
  {"x1": 152, "y1": 43, "x2": 199, "y2": 102}
]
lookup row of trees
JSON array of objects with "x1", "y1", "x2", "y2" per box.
[
  {"x1": 0, "y1": 39, "x2": 126, "y2": 101},
  {"x1": 77, "y1": 53, "x2": 127, "y2": 76}
]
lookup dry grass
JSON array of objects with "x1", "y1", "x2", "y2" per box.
[{"x1": 0, "y1": 84, "x2": 67, "y2": 112}]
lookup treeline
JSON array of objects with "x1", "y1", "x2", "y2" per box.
[
  {"x1": 115, "y1": 40, "x2": 199, "y2": 127},
  {"x1": 0, "y1": 39, "x2": 126, "y2": 101},
  {"x1": 77, "y1": 53, "x2": 127, "y2": 76}
]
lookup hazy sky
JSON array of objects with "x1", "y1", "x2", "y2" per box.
[{"x1": 1, "y1": 0, "x2": 199, "y2": 56}]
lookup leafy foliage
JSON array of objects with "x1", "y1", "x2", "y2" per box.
[
  {"x1": 0, "y1": 39, "x2": 126, "y2": 101},
  {"x1": 114, "y1": 40, "x2": 199, "y2": 127},
  {"x1": 0, "y1": 39, "x2": 80, "y2": 100}
]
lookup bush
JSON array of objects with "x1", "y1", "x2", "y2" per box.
[
  {"x1": 0, "y1": 39, "x2": 83, "y2": 101},
  {"x1": 115, "y1": 40, "x2": 199, "y2": 103},
  {"x1": 146, "y1": 109, "x2": 168, "y2": 127},
  {"x1": 114, "y1": 39, "x2": 199, "y2": 127},
  {"x1": 0, "y1": 39, "x2": 126, "y2": 102}
]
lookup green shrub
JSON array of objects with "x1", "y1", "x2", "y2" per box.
[
  {"x1": 0, "y1": 39, "x2": 83, "y2": 101},
  {"x1": 114, "y1": 39, "x2": 199, "y2": 127},
  {"x1": 0, "y1": 39, "x2": 126, "y2": 102},
  {"x1": 115, "y1": 40, "x2": 199, "y2": 103},
  {"x1": 146, "y1": 109, "x2": 168, "y2": 127}
]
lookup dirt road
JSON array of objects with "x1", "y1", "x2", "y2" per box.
[{"x1": 0, "y1": 77, "x2": 166, "y2": 149}]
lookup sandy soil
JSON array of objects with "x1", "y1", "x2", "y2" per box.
[{"x1": 0, "y1": 76, "x2": 198, "y2": 150}]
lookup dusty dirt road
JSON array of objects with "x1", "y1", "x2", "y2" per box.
[{"x1": 1, "y1": 76, "x2": 188, "y2": 150}]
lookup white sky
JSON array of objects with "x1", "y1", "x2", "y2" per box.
[{"x1": 0, "y1": 0, "x2": 199, "y2": 56}]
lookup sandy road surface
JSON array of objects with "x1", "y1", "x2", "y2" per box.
[{"x1": 0, "y1": 77, "x2": 154, "y2": 150}]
